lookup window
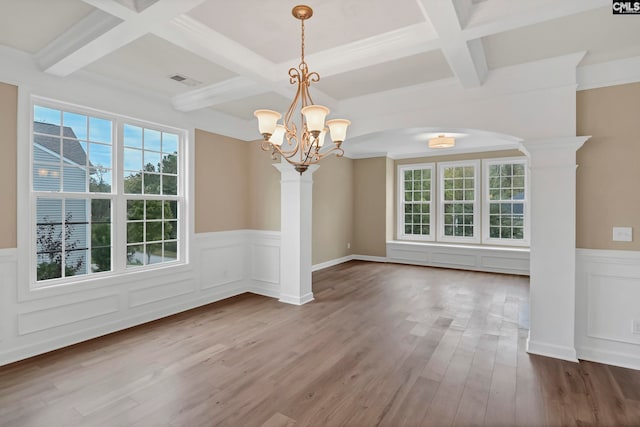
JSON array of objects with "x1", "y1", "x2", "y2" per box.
[
  {"x1": 398, "y1": 164, "x2": 434, "y2": 240},
  {"x1": 31, "y1": 99, "x2": 184, "y2": 285},
  {"x1": 438, "y1": 161, "x2": 480, "y2": 243},
  {"x1": 483, "y1": 158, "x2": 528, "y2": 245}
]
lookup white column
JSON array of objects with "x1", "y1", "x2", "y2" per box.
[
  {"x1": 520, "y1": 136, "x2": 589, "y2": 362},
  {"x1": 273, "y1": 163, "x2": 318, "y2": 305}
]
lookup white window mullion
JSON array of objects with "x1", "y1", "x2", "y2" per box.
[{"x1": 114, "y1": 121, "x2": 127, "y2": 273}]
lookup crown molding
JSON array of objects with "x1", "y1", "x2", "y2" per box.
[{"x1": 577, "y1": 55, "x2": 640, "y2": 91}]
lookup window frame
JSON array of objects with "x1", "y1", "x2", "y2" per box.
[
  {"x1": 397, "y1": 163, "x2": 435, "y2": 241},
  {"x1": 29, "y1": 96, "x2": 186, "y2": 289},
  {"x1": 482, "y1": 157, "x2": 530, "y2": 247},
  {"x1": 437, "y1": 160, "x2": 481, "y2": 244}
]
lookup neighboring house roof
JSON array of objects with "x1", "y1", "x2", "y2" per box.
[{"x1": 34, "y1": 122, "x2": 88, "y2": 166}]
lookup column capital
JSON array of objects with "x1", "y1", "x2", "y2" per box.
[
  {"x1": 519, "y1": 136, "x2": 591, "y2": 169},
  {"x1": 519, "y1": 136, "x2": 590, "y2": 154}
]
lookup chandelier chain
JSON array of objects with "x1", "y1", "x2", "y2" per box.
[{"x1": 300, "y1": 18, "x2": 305, "y2": 67}]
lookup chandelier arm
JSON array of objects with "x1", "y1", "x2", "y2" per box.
[
  {"x1": 315, "y1": 146, "x2": 345, "y2": 160},
  {"x1": 284, "y1": 74, "x2": 303, "y2": 128}
]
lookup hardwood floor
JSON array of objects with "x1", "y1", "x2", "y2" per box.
[{"x1": 1, "y1": 261, "x2": 640, "y2": 426}]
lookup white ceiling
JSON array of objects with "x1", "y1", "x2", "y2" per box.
[{"x1": 0, "y1": 0, "x2": 637, "y2": 157}]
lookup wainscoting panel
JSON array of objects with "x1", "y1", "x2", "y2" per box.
[
  {"x1": 18, "y1": 295, "x2": 120, "y2": 335},
  {"x1": 0, "y1": 230, "x2": 281, "y2": 367},
  {"x1": 576, "y1": 249, "x2": 640, "y2": 370},
  {"x1": 0, "y1": 248, "x2": 18, "y2": 345},
  {"x1": 248, "y1": 231, "x2": 281, "y2": 298},
  {"x1": 129, "y1": 280, "x2": 195, "y2": 309},
  {"x1": 387, "y1": 241, "x2": 530, "y2": 276},
  {"x1": 200, "y1": 244, "x2": 246, "y2": 290}
]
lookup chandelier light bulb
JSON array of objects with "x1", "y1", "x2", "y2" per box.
[
  {"x1": 269, "y1": 124, "x2": 286, "y2": 146},
  {"x1": 254, "y1": 109, "x2": 281, "y2": 137}
]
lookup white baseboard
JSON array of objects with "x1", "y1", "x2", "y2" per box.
[
  {"x1": 352, "y1": 255, "x2": 387, "y2": 263},
  {"x1": 577, "y1": 346, "x2": 640, "y2": 371},
  {"x1": 247, "y1": 281, "x2": 280, "y2": 299},
  {"x1": 526, "y1": 337, "x2": 578, "y2": 363},
  {"x1": 311, "y1": 254, "x2": 388, "y2": 272},
  {"x1": 312, "y1": 255, "x2": 354, "y2": 272},
  {"x1": 279, "y1": 292, "x2": 314, "y2": 306}
]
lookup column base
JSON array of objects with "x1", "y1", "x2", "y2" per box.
[
  {"x1": 279, "y1": 292, "x2": 314, "y2": 306},
  {"x1": 526, "y1": 332, "x2": 579, "y2": 363}
]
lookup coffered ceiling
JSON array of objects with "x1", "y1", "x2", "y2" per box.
[{"x1": 0, "y1": 0, "x2": 638, "y2": 156}]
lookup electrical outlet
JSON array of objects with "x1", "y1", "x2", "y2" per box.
[
  {"x1": 633, "y1": 320, "x2": 640, "y2": 335},
  {"x1": 347, "y1": 242, "x2": 351, "y2": 249},
  {"x1": 613, "y1": 227, "x2": 633, "y2": 242}
]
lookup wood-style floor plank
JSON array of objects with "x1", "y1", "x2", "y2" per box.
[{"x1": 1, "y1": 261, "x2": 640, "y2": 426}]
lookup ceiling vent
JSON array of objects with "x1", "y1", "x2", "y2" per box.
[{"x1": 169, "y1": 74, "x2": 202, "y2": 87}]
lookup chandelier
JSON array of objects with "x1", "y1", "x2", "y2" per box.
[{"x1": 254, "y1": 5, "x2": 351, "y2": 174}]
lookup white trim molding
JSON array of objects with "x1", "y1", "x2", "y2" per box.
[
  {"x1": 576, "y1": 248, "x2": 640, "y2": 370},
  {"x1": 0, "y1": 230, "x2": 287, "y2": 367},
  {"x1": 577, "y1": 55, "x2": 640, "y2": 91}
]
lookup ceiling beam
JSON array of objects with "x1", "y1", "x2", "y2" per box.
[
  {"x1": 284, "y1": 23, "x2": 440, "y2": 79},
  {"x1": 416, "y1": 0, "x2": 487, "y2": 88},
  {"x1": 462, "y1": 0, "x2": 609, "y2": 40},
  {"x1": 171, "y1": 76, "x2": 268, "y2": 112},
  {"x1": 159, "y1": 15, "x2": 339, "y2": 113},
  {"x1": 37, "y1": 0, "x2": 207, "y2": 76}
]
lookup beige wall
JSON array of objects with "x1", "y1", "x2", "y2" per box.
[
  {"x1": 194, "y1": 129, "x2": 250, "y2": 233},
  {"x1": 0, "y1": 82, "x2": 17, "y2": 249},
  {"x1": 577, "y1": 82, "x2": 640, "y2": 251},
  {"x1": 352, "y1": 157, "x2": 388, "y2": 257},
  {"x1": 312, "y1": 155, "x2": 354, "y2": 265},
  {"x1": 247, "y1": 142, "x2": 280, "y2": 231}
]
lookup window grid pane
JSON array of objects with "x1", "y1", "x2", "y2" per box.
[
  {"x1": 401, "y1": 167, "x2": 432, "y2": 237},
  {"x1": 36, "y1": 197, "x2": 112, "y2": 281},
  {"x1": 33, "y1": 106, "x2": 113, "y2": 195},
  {"x1": 487, "y1": 161, "x2": 526, "y2": 241},
  {"x1": 442, "y1": 165, "x2": 475, "y2": 238},
  {"x1": 124, "y1": 125, "x2": 180, "y2": 196},
  {"x1": 126, "y1": 200, "x2": 179, "y2": 268}
]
